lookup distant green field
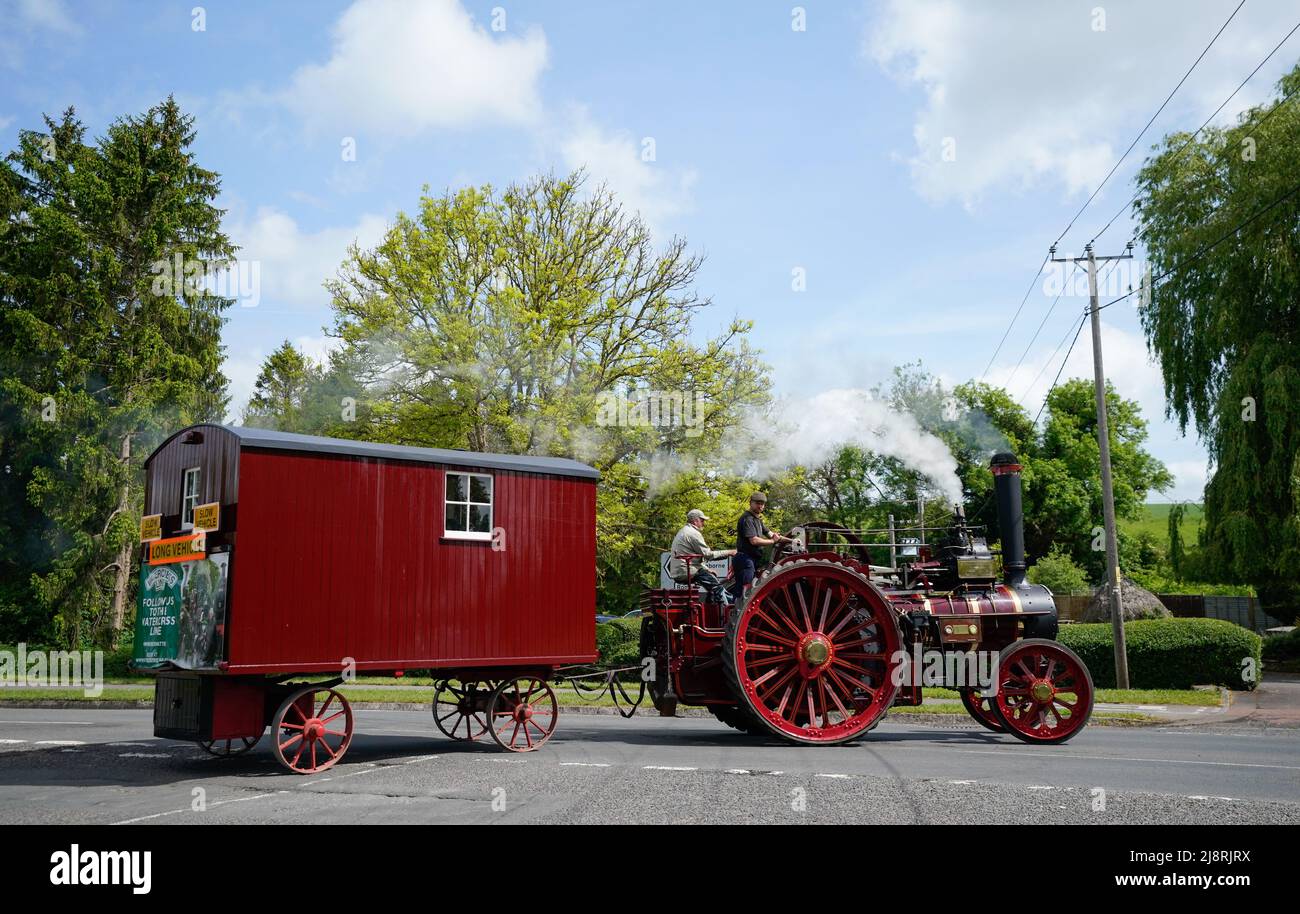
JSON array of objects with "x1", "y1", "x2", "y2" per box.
[{"x1": 1119, "y1": 502, "x2": 1203, "y2": 547}]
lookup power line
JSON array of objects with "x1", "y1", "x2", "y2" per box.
[
  {"x1": 1031, "y1": 310, "x2": 1087, "y2": 428},
  {"x1": 1004, "y1": 260, "x2": 1082, "y2": 390},
  {"x1": 1052, "y1": 0, "x2": 1247, "y2": 248},
  {"x1": 1090, "y1": 18, "x2": 1300, "y2": 246},
  {"x1": 985, "y1": 1, "x2": 1245, "y2": 379},
  {"x1": 1097, "y1": 175, "x2": 1300, "y2": 313},
  {"x1": 980, "y1": 252, "x2": 1050, "y2": 380},
  {"x1": 1018, "y1": 257, "x2": 1123, "y2": 406}
]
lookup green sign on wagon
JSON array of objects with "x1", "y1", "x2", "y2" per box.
[{"x1": 132, "y1": 552, "x2": 229, "y2": 670}]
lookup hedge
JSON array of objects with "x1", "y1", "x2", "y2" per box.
[
  {"x1": 1262, "y1": 627, "x2": 1300, "y2": 661},
  {"x1": 595, "y1": 617, "x2": 643, "y2": 675},
  {"x1": 1058, "y1": 618, "x2": 1261, "y2": 691}
]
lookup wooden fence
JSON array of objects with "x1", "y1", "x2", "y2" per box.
[{"x1": 1052, "y1": 592, "x2": 1288, "y2": 634}]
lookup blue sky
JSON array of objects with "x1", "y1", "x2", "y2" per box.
[{"x1": 4, "y1": 0, "x2": 1298, "y2": 500}]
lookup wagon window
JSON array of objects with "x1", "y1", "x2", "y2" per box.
[
  {"x1": 444, "y1": 472, "x2": 493, "y2": 539},
  {"x1": 181, "y1": 467, "x2": 201, "y2": 530}
]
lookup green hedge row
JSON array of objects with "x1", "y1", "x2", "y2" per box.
[
  {"x1": 596, "y1": 617, "x2": 643, "y2": 674},
  {"x1": 1262, "y1": 627, "x2": 1300, "y2": 661},
  {"x1": 1058, "y1": 618, "x2": 1261, "y2": 691}
]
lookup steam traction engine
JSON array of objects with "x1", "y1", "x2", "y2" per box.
[{"x1": 639, "y1": 453, "x2": 1095, "y2": 745}]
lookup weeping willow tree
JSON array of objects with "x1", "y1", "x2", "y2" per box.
[{"x1": 1134, "y1": 65, "x2": 1300, "y2": 620}]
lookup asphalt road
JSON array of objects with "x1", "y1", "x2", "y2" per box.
[{"x1": 0, "y1": 708, "x2": 1297, "y2": 824}]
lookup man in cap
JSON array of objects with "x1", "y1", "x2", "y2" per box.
[
  {"x1": 732, "y1": 492, "x2": 792, "y2": 600},
  {"x1": 668, "y1": 508, "x2": 735, "y2": 605}
]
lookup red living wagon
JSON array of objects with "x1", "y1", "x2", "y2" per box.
[{"x1": 132, "y1": 423, "x2": 599, "y2": 772}]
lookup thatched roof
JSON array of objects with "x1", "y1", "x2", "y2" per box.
[{"x1": 1081, "y1": 575, "x2": 1171, "y2": 623}]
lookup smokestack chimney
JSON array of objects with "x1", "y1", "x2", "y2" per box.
[{"x1": 990, "y1": 452, "x2": 1026, "y2": 586}]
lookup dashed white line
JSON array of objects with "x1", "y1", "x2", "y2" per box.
[
  {"x1": 815, "y1": 773, "x2": 852, "y2": 780},
  {"x1": 113, "y1": 791, "x2": 287, "y2": 825},
  {"x1": 560, "y1": 762, "x2": 611, "y2": 768},
  {"x1": 643, "y1": 765, "x2": 697, "y2": 771},
  {"x1": 36, "y1": 740, "x2": 84, "y2": 746}
]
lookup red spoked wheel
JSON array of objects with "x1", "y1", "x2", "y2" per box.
[
  {"x1": 723, "y1": 558, "x2": 902, "y2": 744},
  {"x1": 487, "y1": 677, "x2": 558, "y2": 752},
  {"x1": 958, "y1": 689, "x2": 1005, "y2": 733},
  {"x1": 433, "y1": 679, "x2": 490, "y2": 741},
  {"x1": 992, "y1": 639, "x2": 1094, "y2": 744},
  {"x1": 272, "y1": 685, "x2": 354, "y2": 774},
  {"x1": 198, "y1": 734, "x2": 262, "y2": 756}
]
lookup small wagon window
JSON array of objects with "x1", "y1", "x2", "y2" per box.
[
  {"x1": 444, "y1": 472, "x2": 493, "y2": 539},
  {"x1": 181, "y1": 467, "x2": 201, "y2": 530}
]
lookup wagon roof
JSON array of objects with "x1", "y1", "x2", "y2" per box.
[{"x1": 150, "y1": 424, "x2": 601, "y2": 480}]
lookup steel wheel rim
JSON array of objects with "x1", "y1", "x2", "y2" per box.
[
  {"x1": 735, "y1": 563, "x2": 900, "y2": 743},
  {"x1": 273, "y1": 687, "x2": 354, "y2": 773},
  {"x1": 488, "y1": 677, "x2": 557, "y2": 752},
  {"x1": 433, "y1": 680, "x2": 489, "y2": 741},
  {"x1": 994, "y1": 642, "x2": 1093, "y2": 742}
]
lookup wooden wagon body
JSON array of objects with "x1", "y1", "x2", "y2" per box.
[{"x1": 133, "y1": 424, "x2": 599, "y2": 770}]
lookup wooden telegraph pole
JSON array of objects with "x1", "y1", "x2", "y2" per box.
[{"x1": 1050, "y1": 242, "x2": 1133, "y2": 688}]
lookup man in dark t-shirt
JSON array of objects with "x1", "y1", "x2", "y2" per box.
[{"x1": 731, "y1": 492, "x2": 791, "y2": 601}]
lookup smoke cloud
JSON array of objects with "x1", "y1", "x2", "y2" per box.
[{"x1": 739, "y1": 388, "x2": 965, "y2": 504}]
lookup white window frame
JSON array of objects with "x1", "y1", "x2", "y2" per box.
[
  {"x1": 443, "y1": 471, "x2": 493, "y2": 541},
  {"x1": 181, "y1": 467, "x2": 201, "y2": 530}
]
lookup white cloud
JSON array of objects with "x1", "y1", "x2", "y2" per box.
[
  {"x1": 989, "y1": 317, "x2": 1166, "y2": 422},
  {"x1": 281, "y1": 0, "x2": 548, "y2": 134},
  {"x1": 555, "y1": 106, "x2": 697, "y2": 237},
  {"x1": 867, "y1": 0, "x2": 1294, "y2": 206},
  {"x1": 227, "y1": 206, "x2": 388, "y2": 310}
]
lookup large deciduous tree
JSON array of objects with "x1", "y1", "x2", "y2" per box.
[
  {"x1": 314, "y1": 172, "x2": 766, "y2": 608},
  {"x1": 1134, "y1": 65, "x2": 1300, "y2": 618},
  {"x1": 0, "y1": 99, "x2": 232, "y2": 645}
]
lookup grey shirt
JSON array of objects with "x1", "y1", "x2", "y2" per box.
[{"x1": 668, "y1": 524, "x2": 729, "y2": 582}]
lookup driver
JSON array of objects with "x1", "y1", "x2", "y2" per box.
[
  {"x1": 669, "y1": 509, "x2": 735, "y2": 605},
  {"x1": 731, "y1": 492, "x2": 792, "y2": 601}
]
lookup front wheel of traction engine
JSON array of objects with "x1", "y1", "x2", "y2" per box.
[
  {"x1": 992, "y1": 638, "x2": 1094, "y2": 744},
  {"x1": 722, "y1": 557, "x2": 902, "y2": 744}
]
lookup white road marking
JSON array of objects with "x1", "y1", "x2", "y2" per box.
[
  {"x1": 0, "y1": 739, "x2": 25, "y2": 745},
  {"x1": 945, "y1": 747, "x2": 1300, "y2": 772},
  {"x1": 725, "y1": 769, "x2": 750, "y2": 775},
  {"x1": 948, "y1": 779, "x2": 976, "y2": 785},
  {"x1": 113, "y1": 791, "x2": 286, "y2": 825},
  {"x1": 37, "y1": 740, "x2": 84, "y2": 746},
  {"x1": 118, "y1": 752, "x2": 169, "y2": 758},
  {"x1": 0, "y1": 719, "x2": 99, "y2": 725},
  {"x1": 560, "y1": 762, "x2": 611, "y2": 768},
  {"x1": 643, "y1": 765, "x2": 697, "y2": 771},
  {"x1": 1025, "y1": 785, "x2": 1054, "y2": 790},
  {"x1": 815, "y1": 773, "x2": 852, "y2": 779}
]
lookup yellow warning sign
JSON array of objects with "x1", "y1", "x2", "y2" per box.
[
  {"x1": 148, "y1": 533, "x2": 206, "y2": 565},
  {"x1": 139, "y1": 514, "x2": 162, "y2": 543},
  {"x1": 192, "y1": 502, "x2": 220, "y2": 532}
]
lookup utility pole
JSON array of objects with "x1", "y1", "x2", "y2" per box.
[{"x1": 1050, "y1": 242, "x2": 1133, "y2": 688}]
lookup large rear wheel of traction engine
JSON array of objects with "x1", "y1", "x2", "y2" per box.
[
  {"x1": 959, "y1": 688, "x2": 1006, "y2": 733},
  {"x1": 722, "y1": 557, "x2": 902, "y2": 744},
  {"x1": 271, "y1": 684, "x2": 354, "y2": 774},
  {"x1": 487, "y1": 677, "x2": 558, "y2": 752},
  {"x1": 992, "y1": 638, "x2": 1094, "y2": 744},
  {"x1": 707, "y1": 703, "x2": 769, "y2": 736}
]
